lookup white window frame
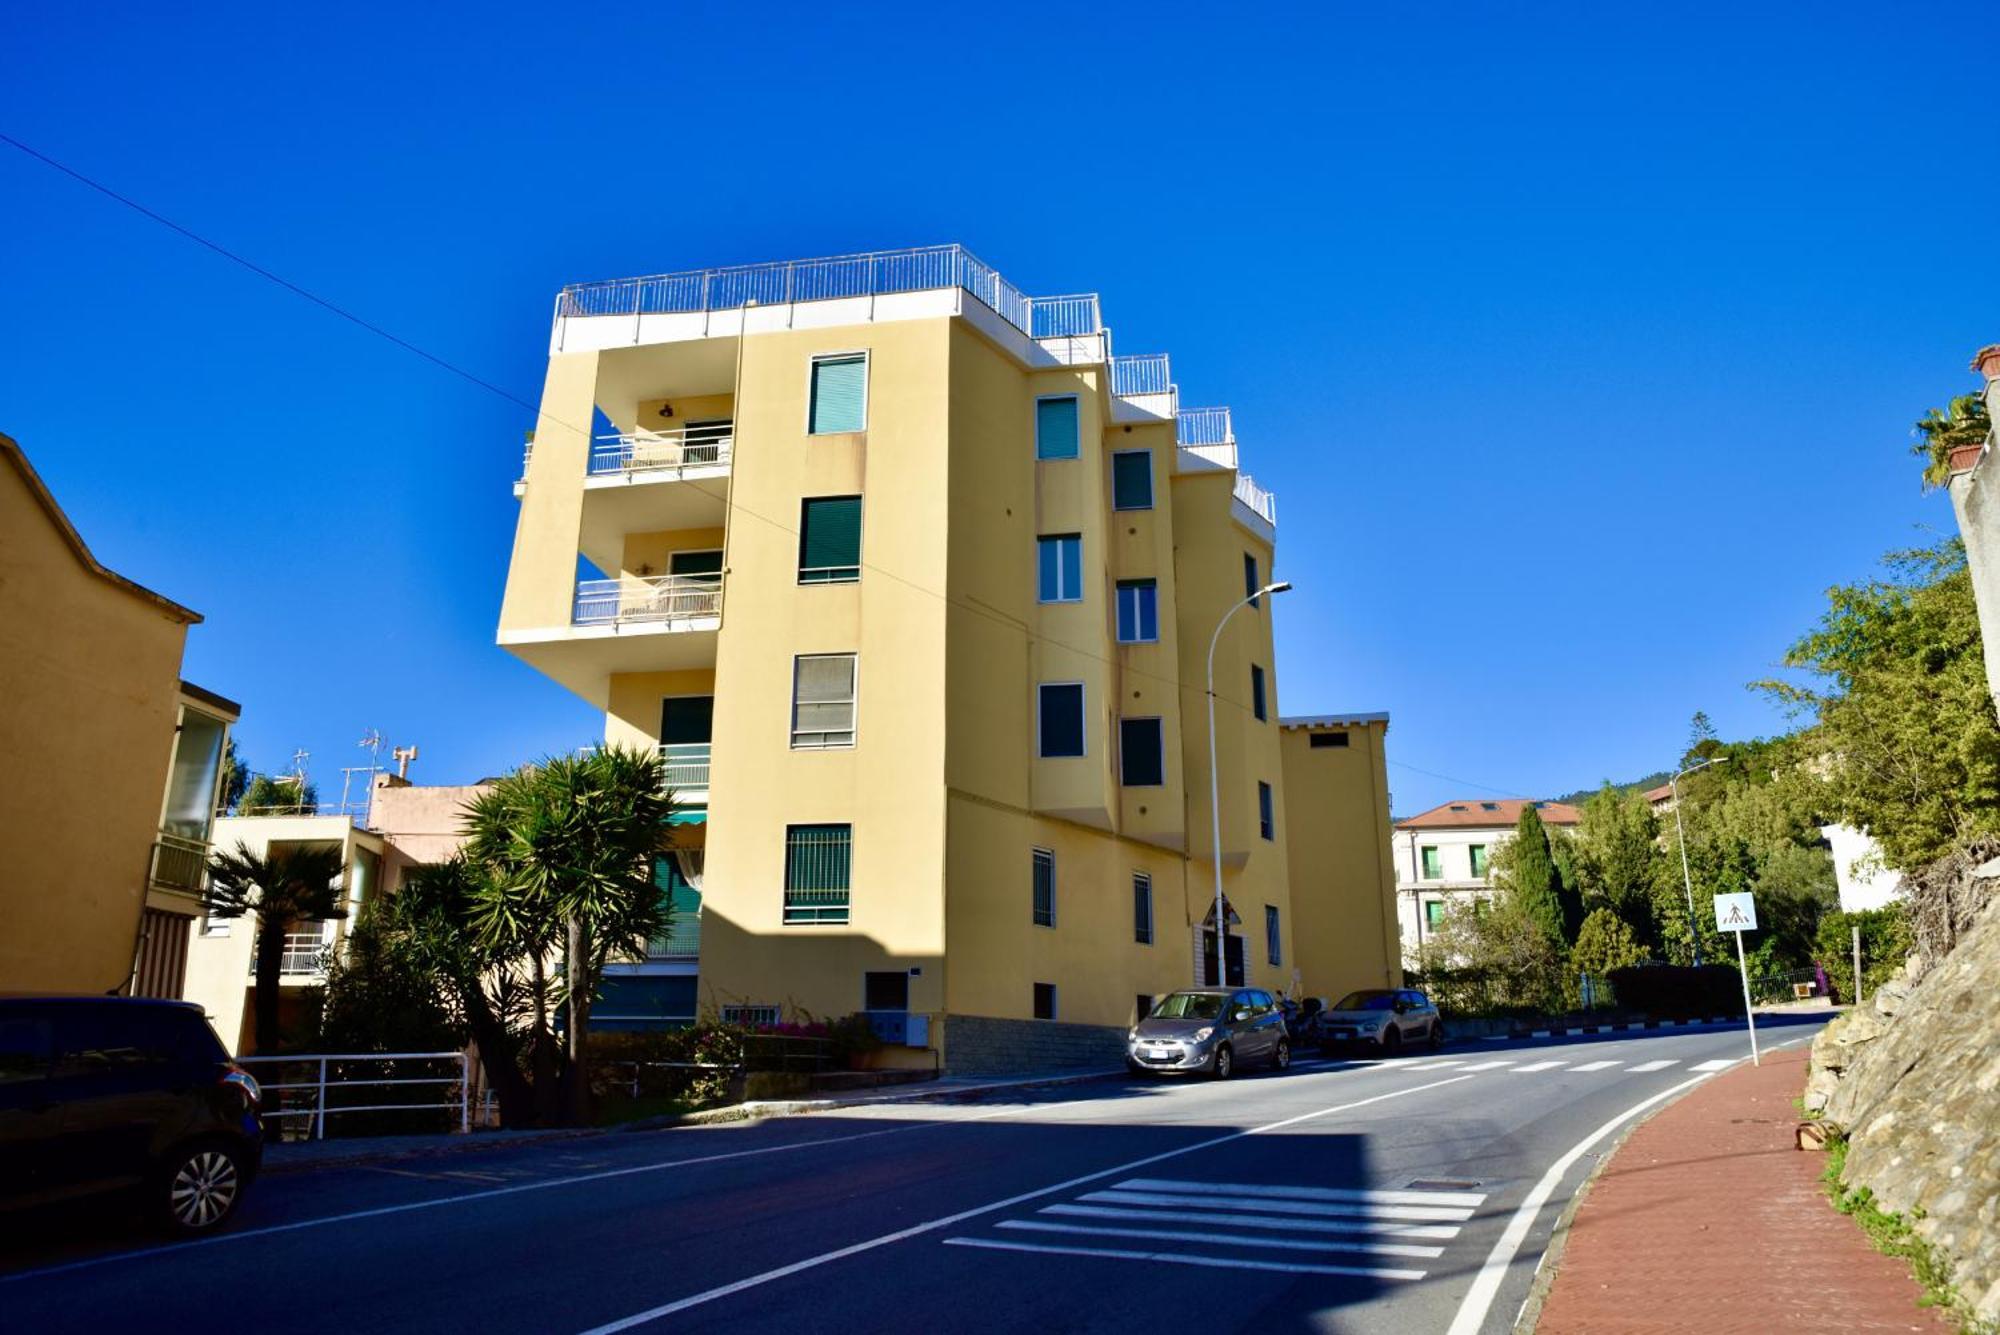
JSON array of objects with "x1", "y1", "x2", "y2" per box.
[
  {"x1": 1037, "y1": 534, "x2": 1083, "y2": 604},
  {"x1": 1111, "y1": 448, "x2": 1154, "y2": 510},
  {"x1": 807, "y1": 350, "x2": 870, "y2": 436},
  {"x1": 1115, "y1": 579, "x2": 1158, "y2": 644},
  {"x1": 1035, "y1": 393, "x2": 1082, "y2": 460},
  {"x1": 790, "y1": 653, "x2": 858, "y2": 750},
  {"x1": 1036, "y1": 681, "x2": 1087, "y2": 759}
]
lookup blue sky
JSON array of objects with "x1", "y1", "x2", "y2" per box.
[{"x1": 4, "y1": 4, "x2": 1994, "y2": 815}]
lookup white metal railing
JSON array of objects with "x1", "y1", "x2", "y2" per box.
[
  {"x1": 1234, "y1": 473, "x2": 1278, "y2": 526},
  {"x1": 573, "y1": 574, "x2": 723, "y2": 626},
  {"x1": 554, "y1": 244, "x2": 1099, "y2": 346},
  {"x1": 647, "y1": 913, "x2": 701, "y2": 961},
  {"x1": 1110, "y1": 354, "x2": 1173, "y2": 397},
  {"x1": 589, "y1": 426, "x2": 733, "y2": 476},
  {"x1": 248, "y1": 930, "x2": 330, "y2": 978},
  {"x1": 659, "y1": 742, "x2": 711, "y2": 791},
  {"x1": 150, "y1": 833, "x2": 210, "y2": 892},
  {"x1": 1177, "y1": 406, "x2": 1234, "y2": 446},
  {"x1": 234, "y1": 1051, "x2": 469, "y2": 1139}
]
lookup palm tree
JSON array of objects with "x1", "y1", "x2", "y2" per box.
[
  {"x1": 204, "y1": 842, "x2": 348, "y2": 1054},
  {"x1": 462, "y1": 746, "x2": 673, "y2": 1124},
  {"x1": 1914, "y1": 393, "x2": 1991, "y2": 489}
]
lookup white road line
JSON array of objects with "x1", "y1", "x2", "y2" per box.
[
  {"x1": 1041, "y1": 1203, "x2": 1462, "y2": 1240},
  {"x1": 1568, "y1": 1060, "x2": 1620, "y2": 1071},
  {"x1": 1444, "y1": 1069, "x2": 1717, "y2": 1335},
  {"x1": 1510, "y1": 1061, "x2": 1566, "y2": 1072},
  {"x1": 1626, "y1": 1059, "x2": 1679, "y2": 1072},
  {"x1": 1690, "y1": 1059, "x2": 1739, "y2": 1072},
  {"x1": 941, "y1": 1235, "x2": 1426, "y2": 1281},
  {"x1": 1084, "y1": 1190, "x2": 1474, "y2": 1222},
  {"x1": 1399, "y1": 1060, "x2": 1466, "y2": 1071},
  {"x1": 574, "y1": 1073, "x2": 1480, "y2": 1332},
  {"x1": 1457, "y1": 1060, "x2": 1516, "y2": 1071},
  {"x1": 995, "y1": 1219, "x2": 1446, "y2": 1259},
  {"x1": 1117, "y1": 1177, "x2": 1485, "y2": 1208}
]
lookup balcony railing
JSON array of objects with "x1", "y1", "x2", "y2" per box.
[
  {"x1": 250, "y1": 931, "x2": 331, "y2": 978},
  {"x1": 648, "y1": 912, "x2": 701, "y2": 961},
  {"x1": 659, "y1": 742, "x2": 711, "y2": 793},
  {"x1": 1110, "y1": 354, "x2": 1173, "y2": 398},
  {"x1": 149, "y1": 833, "x2": 211, "y2": 893},
  {"x1": 1234, "y1": 473, "x2": 1278, "y2": 526},
  {"x1": 573, "y1": 574, "x2": 723, "y2": 627},
  {"x1": 589, "y1": 426, "x2": 732, "y2": 477},
  {"x1": 1176, "y1": 406, "x2": 1234, "y2": 447},
  {"x1": 555, "y1": 244, "x2": 1099, "y2": 347}
]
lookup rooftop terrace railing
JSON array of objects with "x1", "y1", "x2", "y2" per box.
[
  {"x1": 557, "y1": 244, "x2": 1099, "y2": 346},
  {"x1": 1176, "y1": 406, "x2": 1234, "y2": 447},
  {"x1": 1234, "y1": 473, "x2": 1278, "y2": 526},
  {"x1": 1110, "y1": 354, "x2": 1173, "y2": 398}
]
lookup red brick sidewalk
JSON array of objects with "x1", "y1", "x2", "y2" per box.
[{"x1": 1536, "y1": 1047, "x2": 1943, "y2": 1334}]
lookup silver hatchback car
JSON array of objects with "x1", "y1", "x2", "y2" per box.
[
  {"x1": 1127, "y1": 988, "x2": 1292, "y2": 1079},
  {"x1": 1316, "y1": 988, "x2": 1443, "y2": 1055}
]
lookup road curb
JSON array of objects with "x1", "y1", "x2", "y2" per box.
[{"x1": 1476, "y1": 1016, "x2": 1740, "y2": 1042}]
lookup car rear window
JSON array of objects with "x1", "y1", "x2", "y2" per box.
[
  {"x1": 49, "y1": 1006, "x2": 225, "y2": 1071},
  {"x1": 1334, "y1": 991, "x2": 1397, "y2": 1010}
]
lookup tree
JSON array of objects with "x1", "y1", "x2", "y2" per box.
[
  {"x1": 317, "y1": 902, "x2": 463, "y2": 1055},
  {"x1": 1424, "y1": 896, "x2": 1569, "y2": 1016},
  {"x1": 1571, "y1": 907, "x2": 1647, "y2": 980},
  {"x1": 1572, "y1": 784, "x2": 1666, "y2": 948},
  {"x1": 237, "y1": 773, "x2": 319, "y2": 816},
  {"x1": 1912, "y1": 392, "x2": 1990, "y2": 490},
  {"x1": 218, "y1": 739, "x2": 250, "y2": 814},
  {"x1": 204, "y1": 842, "x2": 348, "y2": 1053},
  {"x1": 462, "y1": 747, "x2": 673, "y2": 1124},
  {"x1": 1494, "y1": 805, "x2": 1579, "y2": 945},
  {"x1": 1683, "y1": 710, "x2": 1721, "y2": 768},
  {"x1": 1758, "y1": 539, "x2": 2000, "y2": 870}
]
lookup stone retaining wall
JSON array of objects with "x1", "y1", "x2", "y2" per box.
[{"x1": 943, "y1": 1013, "x2": 1125, "y2": 1075}]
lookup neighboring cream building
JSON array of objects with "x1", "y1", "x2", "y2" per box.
[
  {"x1": 495, "y1": 244, "x2": 1393, "y2": 1070},
  {"x1": 1278, "y1": 714, "x2": 1401, "y2": 994},
  {"x1": 0, "y1": 433, "x2": 237, "y2": 999},
  {"x1": 1821, "y1": 823, "x2": 1905, "y2": 914},
  {"x1": 1393, "y1": 798, "x2": 1582, "y2": 963}
]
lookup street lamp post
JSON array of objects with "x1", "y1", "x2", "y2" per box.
[
  {"x1": 1206, "y1": 580, "x2": 1292, "y2": 991},
  {"x1": 1670, "y1": 755, "x2": 1726, "y2": 967}
]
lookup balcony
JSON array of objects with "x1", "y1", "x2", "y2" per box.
[
  {"x1": 659, "y1": 742, "x2": 710, "y2": 804},
  {"x1": 647, "y1": 913, "x2": 700, "y2": 962},
  {"x1": 573, "y1": 574, "x2": 722, "y2": 627},
  {"x1": 589, "y1": 425, "x2": 732, "y2": 478},
  {"x1": 149, "y1": 833, "x2": 210, "y2": 895},
  {"x1": 1176, "y1": 406, "x2": 1237, "y2": 471},
  {"x1": 249, "y1": 931, "x2": 331, "y2": 979}
]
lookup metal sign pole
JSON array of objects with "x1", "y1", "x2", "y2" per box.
[{"x1": 1735, "y1": 928, "x2": 1759, "y2": 1066}]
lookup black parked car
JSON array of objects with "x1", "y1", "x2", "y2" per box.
[{"x1": 0, "y1": 997, "x2": 263, "y2": 1235}]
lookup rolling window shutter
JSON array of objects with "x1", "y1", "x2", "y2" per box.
[
  {"x1": 810, "y1": 356, "x2": 867, "y2": 433},
  {"x1": 794, "y1": 655, "x2": 857, "y2": 736},
  {"x1": 1039, "y1": 684, "x2": 1084, "y2": 757},
  {"x1": 1037, "y1": 397, "x2": 1079, "y2": 459},
  {"x1": 801, "y1": 497, "x2": 862, "y2": 575},
  {"x1": 1112, "y1": 452, "x2": 1153, "y2": 508}
]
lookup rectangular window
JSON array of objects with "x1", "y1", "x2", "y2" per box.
[
  {"x1": 1136, "y1": 993, "x2": 1154, "y2": 1020},
  {"x1": 1420, "y1": 845, "x2": 1442, "y2": 880},
  {"x1": 809, "y1": 353, "x2": 867, "y2": 434},
  {"x1": 1037, "y1": 535, "x2": 1083, "y2": 603},
  {"x1": 1032, "y1": 848, "x2": 1056, "y2": 927},
  {"x1": 1115, "y1": 580, "x2": 1158, "y2": 643},
  {"x1": 783, "y1": 824, "x2": 851, "y2": 924},
  {"x1": 1258, "y1": 781, "x2": 1275, "y2": 840},
  {"x1": 1119, "y1": 717, "x2": 1164, "y2": 787},
  {"x1": 1133, "y1": 873, "x2": 1154, "y2": 944},
  {"x1": 1244, "y1": 552, "x2": 1261, "y2": 607},
  {"x1": 798, "y1": 496, "x2": 862, "y2": 583},
  {"x1": 1037, "y1": 683, "x2": 1085, "y2": 758},
  {"x1": 1424, "y1": 900, "x2": 1446, "y2": 929},
  {"x1": 863, "y1": 971, "x2": 909, "y2": 1012},
  {"x1": 1265, "y1": 905, "x2": 1282, "y2": 966},
  {"x1": 1250, "y1": 664, "x2": 1267, "y2": 721},
  {"x1": 1036, "y1": 395, "x2": 1080, "y2": 460},
  {"x1": 1111, "y1": 450, "x2": 1154, "y2": 510},
  {"x1": 1309, "y1": 731, "x2": 1350, "y2": 749},
  {"x1": 791, "y1": 654, "x2": 857, "y2": 749},
  {"x1": 1033, "y1": 982, "x2": 1058, "y2": 1021},
  {"x1": 1469, "y1": 844, "x2": 1489, "y2": 878}
]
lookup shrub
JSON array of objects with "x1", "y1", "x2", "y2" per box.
[{"x1": 1605, "y1": 963, "x2": 1745, "y2": 1017}]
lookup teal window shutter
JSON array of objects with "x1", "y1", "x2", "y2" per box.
[
  {"x1": 1112, "y1": 451, "x2": 1153, "y2": 509},
  {"x1": 799, "y1": 496, "x2": 862, "y2": 583},
  {"x1": 810, "y1": 355, "x2": 867, "y2": 434},
  {"x1": 1036, "y1": 396, "x2": 1079, "y2": 459}
]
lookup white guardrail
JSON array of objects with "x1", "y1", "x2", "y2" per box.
[
  {"x1": 573, "y1": 574, "x2": 723, "y2": 626},
  {"x1": 589, "y1": 427, "x2": 733, "y2": 476},
  {"x1": 234, "y1": 1051, "x2": 469, "y2": 1139}
]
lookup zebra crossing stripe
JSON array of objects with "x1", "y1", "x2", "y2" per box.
[
  {"x1": 1041, "y1": 1202, "x2": 1461, "y2": 1240},
  {"x1": 996, "y1": 1219, "x2": 1447, "y2": 1259},
  {"x1": 1116, "y1": 1178, "x2": 1485, "y2": 1208},
  {"x1": 1082, "y1": 1189, "x2": 1475, "y2": 1222},
  {"x1": 1510, "y1": 1061, "x2": 1566, "y2": 1072},
  {"x1": 1690, "y1": 1058, "x2": 1738, "y2": 1072},
  {"x1": 1567, "y1": 1060, "x2": 1620, "y2": 1071},
  {"x1": 1457, "y1": 1060, "x2": 1515, "y2": 1071},
  {"x1": 942, "y1": 1235, "x2": 1428, "y2": 1281},
  {"x1": 1625, "y1": 1059, "x2": 1679, "y2": 1072}
]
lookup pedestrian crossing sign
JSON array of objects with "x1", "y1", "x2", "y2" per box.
[{"x1": 1713, "y1": 892, "x2": 1757, "y2": 932}]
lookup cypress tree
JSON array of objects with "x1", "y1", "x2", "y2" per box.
[{"x1": 1508, "y1": 805, "x2": 1568, "y2": 947}]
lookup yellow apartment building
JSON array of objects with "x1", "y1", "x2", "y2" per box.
[
  {"x1": 497, "y1": 246, "x2": 1395, "y2": 1069},
  {"x1": 0, "y1": 433, "x2": 237, "y2": 999}
]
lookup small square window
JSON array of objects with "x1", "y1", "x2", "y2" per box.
[
  {"x1": 784, "y1": 824, "x2": 852, "y2": 924},
  {"x1": 1133, "y1": 873, "x2": 1154, "y2": 945},
  {"x1": 809, "y1": 353, "x2": 868, "y2": 434},
  {"x1": 1258, "y1": 781, "x2": 1275, "y2": 841},
  {"x1": 1120, "y1": 717, "x2": 1164, "y2": 787},
  {"x1": 1115, "y1": 580, "x2": 1158, "y2": 643},
  {"x1": 791, "y1": 654, "x2": 857, "y2": 749},
  {"x1": 1111, "y1": 450, "x2": 1154, "y2": 510},
  {"x1": 1038, "y1": 683, "x2": 1085, "y2": 759},
  {"x1": 1033, "y1": 982, "x2": 1058, "y2": 1020},
  {"x1": 1032, "y1": 848, "x2": 1056, "y2": 927},
  {"x1": 1420, "y1": 846, "x2": 1443, "y2": 880},
  {"x1": 798, "y1": 496, "x2": 862, "y2": 583},
  {"x1": 1424, "y1": 900, "x2": 1446, "y2": 929},
  {"x1": 1250, "y1": 664, "x2": 1267, "y2": 722},
  {"x1": 1469, "y1": 844, "x2": 1489, "y2": 878},
  {"x1": 1037, "y1": 535, "x2": 1083, "y2": 603},
  {"x1": 1036, "y1": 396, "x2": 1080, "y2": 460}
]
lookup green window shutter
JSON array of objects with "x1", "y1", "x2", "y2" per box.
[
  {"x1": 799, "y1": 496, "x2": 862, "y2": 582},
  {"x1": 810, "y1": 355, "x2": 867, "y2": 434},
  {"x1": 1112, "y1": 451, "x2": 1153, "y2": 509},
  {"x1": 1036, "y1": 397, "x2": 1079, "y2": 459}
]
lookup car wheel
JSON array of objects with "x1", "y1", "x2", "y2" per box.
[
  {"x1": 1380, "y1": 1027, "x2": 1403, "y2": 1057},
  {"x1": 1428, "y1": 1022, "x2": 1445, "y2": 1052},
  {"x1": 1211, "y1": 1044, "x2": 1234, "y2": 1080},
  {"x1": 1272, "y1": 1039, "x2": 1292, "y2": 1072},
  {"x1": 153, "y1": 1138, "x2": 248, "y2": 1236}
]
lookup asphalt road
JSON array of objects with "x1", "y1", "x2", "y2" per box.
[{"x1": 0, "y1": 1013, "x2": 1830, "y2": 1335}]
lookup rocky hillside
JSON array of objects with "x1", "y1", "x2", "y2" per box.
[{"x1": 1806, "y1": 892, "x2": 2000, "y2": 1325}]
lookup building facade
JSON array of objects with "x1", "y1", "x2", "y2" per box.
[
  {"x1": 0, "y1": 433, "x2": 236, "y2": 998},
  {"x1": 496, "y1": 245, "x2": 1384, "y2": 1070},
  {"x1": 1277, "y1": 715, "x2": 1402, "y2": 995},
  {"x1": 1393, "y1": 798, "x2": 1581, "y2": 964}
]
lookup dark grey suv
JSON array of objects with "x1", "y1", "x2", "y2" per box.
[{"x1": 0, "y1": 997, "x2": 264, "y2": 1235}]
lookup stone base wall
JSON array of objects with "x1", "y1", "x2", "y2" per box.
[{"x1": 943, "y1": 1013, "x2": 1125, "y2": 1076}]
